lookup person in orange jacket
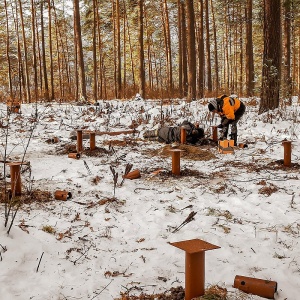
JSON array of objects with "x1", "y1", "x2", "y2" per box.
[{"x1": 208, "y1": 94, "x2": 246, "y2": 146}]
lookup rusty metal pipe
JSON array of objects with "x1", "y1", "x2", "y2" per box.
[
  {"x1": 171, "y1": 150, "x2": 181, "y2": 175},
  {"x1": 90, "y1": 132, "x2": 96, "y2": 150},
  {"x1": 54, "y1": 190, "x2": 72, "y2": 201},
  {"x1": 9, "y1": 163, "x2": 22, "y2": 196},
  {"x1": 211, "y1": 126, "x2": 218, "y2": 141},
  {"x1": 185, "y1": 251, "x2": 205, "y2": 300},
  {"x1": 123, "y1": 169, "x2": 141, "y2": 179},
  {"x1": 282, "y1": 140, "x2": 291, "y2": 167},
  {"x1": 77, "y1": 130, "x2": 83, "y2": 152},
  {"x1": 170, "y1": 239, "x2": 220, "y2": 300},
  {"x1": 180, "y1": 127, "x2": 187, "y2": 144},
  {"x1": 234, "y1": 275, "x2": 277, "y2": 299},
  {"x1": 68, "y1": 153, "x2": 81, "y2": 159}
]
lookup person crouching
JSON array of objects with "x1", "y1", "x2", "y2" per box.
[{"x1": 208, "y1": 94, "x2": 245, "y2": 146}]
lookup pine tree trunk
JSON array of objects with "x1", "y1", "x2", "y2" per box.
[
  {"x1": 210, "y1": 0, "x2": 219, "y2": 95},
  {"x1": 40, "y1": 1, "x2": 49, "y2": 101},
  {"x1": 185, "y1": 0, "x2": 197, "y2": 102},
  {"x1": 4, "y1": 0, "x2": 13, "y2": 99},
  {"x1": 31, "y1": 0, "x2": 38, "y2": 102},
  {"x1": 259, "y1": 0, "x2": 281, "y2": 114},
  {"x1": 138, "y1": 0, "x2": 145, "y2": 99},
  {"x1": 246, "y1": 0, "x2": 254, "y2": 96},
  {"x1": 116, "y1": 0, "x2": 122, "y2": 99},
  {"x1": 205, "y1": 0, "x2": 212, "y2": 92},
  {"x1": 283, "y1": 0, "x2": 292, "y2": 104},
  {"x1": 92, "y1": 0, "x2": 97, "y2": 102},
  {"x1": 18, "y1": 0, "x2": 31, "y2": 103},
  {"x1": 73, "y1": 0, "x2": 87, "y2": 102},
  {"x1": 47, "y1": 0, "x2": 54, "y2": 100},
  {"x1": 196, "y1": 0, "x2": 204, "y2": 98}
]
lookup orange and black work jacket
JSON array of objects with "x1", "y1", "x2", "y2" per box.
[{"x1": 216, "y1": 95, "x2": 241, "y2": 125}]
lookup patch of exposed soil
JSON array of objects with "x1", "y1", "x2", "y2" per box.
[
  {"x1": 117, "y1": 286, "x2": 185, "y2": 300},
  {"x1": 52, "y1": 142, "x2": 110, "y2": 157},
  {"x1": 267, "y1": 159, "x2": 300, "y2": 171},
  {"x1": 147, "y1": 168, "x2": 209, "y2": 180},
  {"x1": 84, "y1": 147, "x2": 110, "y2": 157},
  {"x1": 144, "y1": 144, "x2": 216, "y2": 161},
  {"x1": 54, "y1": 143, "x2": 77, "y2": 155},
  {"x1": 117, "y1": 284, "x2": 228, "y2": 300},
  {"x1": 1, "y1": 189, "x2": 52, "y2": 204},
  {"x1": 102, "y1": 138, "x2": 141, "y2": 147},
  {"x1": 221, "y1": 159, "x2": 300, "y2": 174}
]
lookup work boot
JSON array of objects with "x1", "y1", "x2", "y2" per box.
[
  {"x1": 230, "y1": 133, "x2": 237, "y2": 146},
  {"x1": 143, "y1": 129, "x2": 158, "y2": 138}
]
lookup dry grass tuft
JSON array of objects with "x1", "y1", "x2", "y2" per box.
[
  {"x1": 258, "y1": 183, "x2": 279, "y2": 196},
  {"x1": 198, "y1": 284, "x2": 228, "y2": 299}
]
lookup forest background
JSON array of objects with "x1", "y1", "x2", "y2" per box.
[{"x1": 0, "y1": 0, "x2": 299, "y2": 112}]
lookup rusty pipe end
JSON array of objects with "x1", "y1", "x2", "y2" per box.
[
  {"x1": 123, "y1": 169, "x2": 141, "y2": 180},
  {"x1": 54, "y1": 190, "x2": 72, "y2": 201},
  {"x1": 234, "y1": 275, "x2": 277, "y2": 299},
  {"x1": 68, "y1": 153, "x2": 81, "y2": 159}
]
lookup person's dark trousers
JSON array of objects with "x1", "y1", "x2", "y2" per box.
[{"x1": 229, "y1": 102, "x2": 246, "y2": 145}]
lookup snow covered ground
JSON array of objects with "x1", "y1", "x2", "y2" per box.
[{"x1": 0, "y1": 98, "x2": 300, "y2": 300}]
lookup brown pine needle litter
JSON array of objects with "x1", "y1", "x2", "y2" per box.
[
  {"x1": 145, "y1": 144, "x2": 216, "y2": 161},
  {"x1": 116, "y1": 284, "x2": 254, "y2": 300}
]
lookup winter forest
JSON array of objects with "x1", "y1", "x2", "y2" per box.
[
  {"x1": 0, "y1": 0, "x2": 299, "y2": 109},
  {"x1": 1, "y1": 0, "x2": 300, "y2": 300}
]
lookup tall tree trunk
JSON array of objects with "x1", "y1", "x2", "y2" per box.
[
  {"x1": 73, "y1": 0, "x2": 87, "y2": 102},
  {"x1": 138, "y1": 0, "x2": 145, "y2": 99},
  {"x1": 205, "y1": 0, "x2": 212, "y2": 92},
  {"x1": 41, "y1": 1, "x2": 49, "y2": 101},
  {"x1": 47, "y1": 0, "x2": 55, "y2": 100},
  {"x1": 52, "y1": 0, "x2": 63, "y2": 99},
  {"x1": 185, "y1": 0, "x2": 197, "y2": 102},
  {"x1": 283, "y1": 0, "x2": 292, "y2": 104},
  {"x1": 96, "y1": 0, "x2": 103, "y2": 99},
  {"x1": 161, "y1": 0, "x2": 173, "y2": 95},
  {"x1": 259, "y1": 0, "x2": 281, "y2": 114},
  {"x1": 238, "y1": 4, "x2": 244, "y2": 96},
  {"x1": 196, "y1": 0, "x2": 204, "y2": 98},
  {"x1": 245, "y1": 0, "x2": 254, "y2": 96},
  {"x1": 177, "y1": 0, "x2": 183, "y2": 97},
  {"x1": 181, "y1": 1, "x2": 188, "y2": 97},
  {"x1": 36, "y1": 8, "x2": 43, "y2": 95},
  {"x1": 31, "y1": 0, "x2": 38, "y2": 102},
  {"x1": 92, "y1": 0, "x2": 98, "y2": 102},
  {"x1": 124, "y1": 1, "x2": 136, "y2": 91},
  {"x1": 210, "y1": 0, "x2": 219, "y2": 95},
  {"x1": 13, "y1": 2, "x2": 25, "y2": 100},
  {"x1": 112, "y1": 0, "x2": 117, "y2": 98},
  {"x1": 115, "y1": 0, "x2": 122, "y2": 99},
  {"x1": 74, "y1": 16, "x2": 79, "y2": 101},
  {"x1": 4, "y1": 0, "x2": 13, "y2": 98},
  {"x1": 18, "y1": 0, "x2": 31, "y2": 103},
  {"x1": 122, "y1": 0, "x2": 127, "y2": 98}
]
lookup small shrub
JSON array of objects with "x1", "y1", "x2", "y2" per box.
[{"x1": 42, "y1": 225, "x2": 56, "y2": 234}]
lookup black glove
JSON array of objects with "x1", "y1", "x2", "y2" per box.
[{"x1": 217, "y1": 124, "x2": 223, "y2": 128}]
